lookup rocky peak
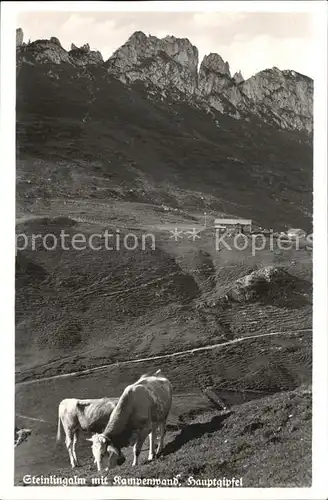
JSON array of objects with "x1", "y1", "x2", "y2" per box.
[
  {"x1": 200, "y1": 53, "x2": 231, "y2": 77},
  {"x1": 16, "y1": 28, "x2": 24, "y2": 47},
  {"x1": 239, "y1": 68, "x2": 313, "y2": 133},
  {"x1": 69, "y1": 42, "x2": 103, "y2": 65},
  {"x1": 17, "y1": 35, "x2": 103, "y2": 66},
  {"x1": 81, "y1": 43, "x2": 90, "y2": 53},
  {"x1": 71, "y1": 42, "x2": 90, "y2": 53},
  {"x1": 128, "y1": 30, "x2": 148, "y2": 44},
  {"x1": 233, "y1": 71, "x2": 244, "y2": 84},
  {"x1": 198, "y1": 53, "x2": 235, "y2": 114},
  {"x1": 121, "y1": 31, "x2": 198, "y2": 71},
  {"x1": 18, "y1": 38, "x2": 71, "y2": 64},
  {"x1": 106, "y1": 30, "x2": 199, "y2": 95},
  {"x1": 157, "y1": 35, "x2": 198, "y2": 74},
  {"x1": 49, "y1": 37, "x2": 62, "y2": 48}
]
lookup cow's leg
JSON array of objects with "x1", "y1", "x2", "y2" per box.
[
  {"x1": 72, "y1": 430, "x2": 80, "y2": 467},
  {"x1": 156, "y1": 422, "x2": 166, "y2": 457},
  {"x1": 132, "y1": 427, "x2": 150, "y2": 466},
  {"x1": 65, "y1": 430, "x2": 76, "y2": 468},
  {"x1": 147, "y1": 424, "x2": 156, "y2": 462}
]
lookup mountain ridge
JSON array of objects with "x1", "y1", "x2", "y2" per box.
[{"x1": 16, "y1": 28, "x2": 313, "y2": 134}]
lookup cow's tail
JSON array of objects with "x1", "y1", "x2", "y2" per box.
[{"x1": 56, "y1": 406, "x2": 62, "y2": 443}]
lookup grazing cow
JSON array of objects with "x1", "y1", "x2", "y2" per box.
[
  {"x1": 56, "y1": 397, "x2": 117, "y2": 468},
  {"x1": 87, "y1": 369, "x2": 172, "y2": 471}
]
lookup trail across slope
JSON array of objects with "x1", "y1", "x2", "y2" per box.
[{"x1": 16, "y1": 328, "x2": 311, "y2": 387}]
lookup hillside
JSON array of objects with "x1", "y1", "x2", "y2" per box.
[
  {"x1": 15, "y1": 384, "x2": 311, "y2": 487},
  {"x1": 16, "y1": 35, "x2": 313, "y2": 232},
  {"x1": 15, "y1": 29, "x2": 313, "y2": 488}
]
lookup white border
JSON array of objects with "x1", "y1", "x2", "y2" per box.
[
  {"x1": 3, "y1": 0, "x2": 328, "y2": 13},
  {"x1": 1, "y1": 1, "x2": 327, "y2": 499}
]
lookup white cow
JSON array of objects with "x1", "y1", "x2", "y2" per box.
[
  {"x1": 87, "y1": 369, "x2": 172, "y2": 471},
  {"x1": 56, "y1": 397, "x2": 117, "y2": 468}
]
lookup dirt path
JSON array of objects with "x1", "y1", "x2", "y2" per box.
[
  {"x1": 15, "y1": 414, "x2": 52, "y2": 424},
  {"x1": 16, "y1": 328, "x2": 312, "y2": 387}
]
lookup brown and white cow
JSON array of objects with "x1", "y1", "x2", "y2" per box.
[
  {"x1": 56, "y1": 397, "x2": 118, "y2": 468},
  {"x1": 87, "y1": 369, "x2": 172, "y2": 471}
]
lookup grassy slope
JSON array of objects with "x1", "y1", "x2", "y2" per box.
[
  {"x1": 15, "y1": 385, "x2": 311, "y2": 487},
  {"x1": 15, "y1": 214, "x2": 312, "y2": 377}
]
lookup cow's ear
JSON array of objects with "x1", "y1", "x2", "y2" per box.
[{"x1": 86, "y1": 437, "x2": 94, "y2": 442}]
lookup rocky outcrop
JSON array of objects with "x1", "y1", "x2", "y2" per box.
[
  {"x1": 227, "y1": 266, "x2": 305, "y2": 303},
  {"x1": 233, "y1": 71, "x2": 244, "y2": 84},
  {"x1": 18, "y1": 38, "x2": 72, "y2": 64},
  {"x1": 198, "y1": 58, "x2": 313, "y2": 131},
  {"x1": 15, "y1": 427, "x2": 31, "y2": 447},
  {"x1": 198, "y1": 56, "x2": 230, "y2": 96},
  {"x1": 106, "y1": 31, "x2": 199, "y2": 94},
  {"x1": 16, "y1": 28, "x2": 24, "y2": 47},
  {"x1": 200, "y1": 53, "x2": 231, "y2": 78},
  {"x1": 69, "y1": 42, "x2": 103, "y2": 65},
  {"x1": 198, "y1": 53, "x2": 241, "y2": 116},
  {"x1": 239, "y1": 68, "x2": 313, "y2": 133},
  {"x1": 17, "y1": 36, "x2": 104, "y2": 67},
  {"x1": 50, "y1": 37, "x2": 62, "y2": 48}
]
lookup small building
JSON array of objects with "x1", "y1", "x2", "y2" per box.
[
  {"x1": 287, "y1": 228, "x2": 306, "y2": 238},
  {"x1": 214, "y1": 218, "x2": 252, "y2": 234}
]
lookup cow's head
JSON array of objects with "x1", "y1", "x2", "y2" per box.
[{"x1": 87, "y1": 434, "x2": 125, "y2": 471}]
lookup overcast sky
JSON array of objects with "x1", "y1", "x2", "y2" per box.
[{"x1": 17, "y1": 11, "x2": 316, "y2": 79}]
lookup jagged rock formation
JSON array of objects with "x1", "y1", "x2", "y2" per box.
[
  {"x1": 198, "y1": 56, "x2": 312, "y2": 130},
  {"x1": 16, "y1": 28, "x2": 24, "y2": 47},
  {"x1": 198, "y1": 53, "x2": 242, "y2": 116},
  {"x1": 200, "y1": 53, "x2": 231, "y2": 78},
  {"x1": 233, "y1": 71, "x2": 244, "y2": 84},
  {"x1": 104, "y1": 32, "x2": 312, "y2": 133},
  {"x1": 198, "y1": 54, "x2": 231, "y2": 99},
  {"x1": 106, "y1": 31, "x2": 199, "y2": 95},
  {"x1": 49, "y1": 37, "x2": 62, "y2": 47},
  {"x1": 69, "y1": 42, "x2": 103, "y2": 65},
  {"x1": 240, "y1": 68, "x2": 313, "y2": 133},
  {"x1": 18, "y1": 38, "x2": 72, "y2": 64},
  {"x1": 15, "y1": 29, "x2": 313, "y2": 133},
  {"x1": 17, "y1": 37, "x2": 103, "y2": 67}
]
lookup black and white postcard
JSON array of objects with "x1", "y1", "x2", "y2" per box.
[{"x1": 1, "y1": 1, "x2": 327, "y2": 499}]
